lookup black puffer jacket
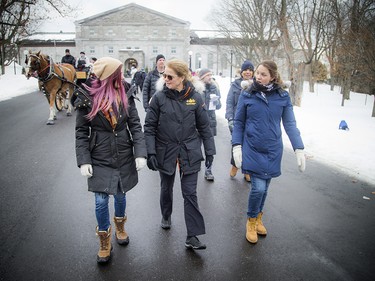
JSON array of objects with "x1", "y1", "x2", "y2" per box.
[
  {"x1": 75, "y1": 80, "x2": 147, "y2": 195},
  {"x1": 142, "y1": 68, "x2": 162, "y2": 111},
  {"x1": 144, "y1": 77, "x2": 216, "y2": 176},
  {"x1": 201, "y1": 82, "x2": 221, "y2": 136}
]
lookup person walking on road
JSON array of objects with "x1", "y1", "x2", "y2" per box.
[
  {"x1": 226, "y1": 60, "x2": 254, "y2": 182},
  {"x1": 198, "y1": 68, "x2": 221, "y2": 181},
  {"x1": 232, "y1": 60, "x2": 306, "y2": 244},
  {"x1": 75, "y1": 57, "x2": 147, "y2": 263},
  {"x1": 144, "y1": 59, "x2": 216, "y2": 250},
  {"x1": 142, "y1": 54, "x2": 165, "y2": 112}
]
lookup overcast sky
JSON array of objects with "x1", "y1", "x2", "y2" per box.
[{"x1": 39, "y1": 0, "x2": 216, "y2": 32}]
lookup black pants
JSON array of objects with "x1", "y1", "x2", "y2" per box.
[{"x1": 159, "y1": 171, "x2": 205, "y2": 237}]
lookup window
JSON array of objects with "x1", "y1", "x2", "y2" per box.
[
  {"x1": 152, "y1": 46, "x2": 158, "y2": 54},
  {"x1": 89, "y1": 47, "x2": 95, "y2": 54},
  {"x1": 108, "y1": 46, "x2": 114, "y2": 54},
  {"x1": 171, "y1": 47, "x2": 177, "y2": 54}
]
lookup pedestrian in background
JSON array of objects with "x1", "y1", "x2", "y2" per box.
[
  {"x1": 198, "y1": 68, "x2": 221, "y2": 181},
  {"x1": 75, "y1": 57, "x2": 147, "y2": 263},
  {"x1": 75, "y1": 51, "x2": 90, "y2": 71},
  {"x1": 142, "y1": 54, "x2": 165, "y2": 111},
  {"x1": 231, "y1": 60, "x2": 306, "y2": 244},
  {"x1": 61, "y1": 49, "x2": 76, "y2": 66},
  {"x1": 144, "y1": 59, "x2": 215, "y2": 250},
  {"x1": 225, "y1": 60, "x2": 254, "y2": 182}
]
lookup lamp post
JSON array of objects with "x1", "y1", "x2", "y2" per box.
[
  {"x1": 188, "y1": 50, "x2": 192, "y2": 69},
  {"x1": 230, "y1": 50, "x2": 233, "y2": 83}
]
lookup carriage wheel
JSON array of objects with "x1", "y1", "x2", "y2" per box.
[{"x1": 55, "y1": 93, "x2": 65, "y2": 111}]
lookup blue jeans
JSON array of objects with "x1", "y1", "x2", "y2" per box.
[
  {"x1": 247, "y1": 176, "x2": 271, "y2": 218},
  {"x1": 95, "y1": 192, "x2": 126, "y2": 231}
]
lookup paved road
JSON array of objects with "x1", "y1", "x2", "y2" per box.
[{"x1": 0, "y1": 90, "x2": 374, "y2": 281}]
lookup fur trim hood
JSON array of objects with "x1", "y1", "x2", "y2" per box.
[
  {"x1": 155, "y1": 76, "x2": 205, "y2": 94},
  {"x1": 241, "y1": 79, "x2": 253, "y2": 90}
]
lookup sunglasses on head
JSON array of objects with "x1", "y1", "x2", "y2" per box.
[{"x1": 163, "y1": 73, "x2": 177, "y2": 80}]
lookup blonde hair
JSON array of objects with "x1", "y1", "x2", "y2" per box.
[
  {"x1": 165, "y1": 59, "x2": 193, "y2": 82},
  {"x1": 258, "y1": 60, "x2": 283, "y2": 86}
]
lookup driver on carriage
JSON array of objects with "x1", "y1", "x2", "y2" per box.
[{"x1": 75, "y1": 51, "x2": 90, "y2": 71}]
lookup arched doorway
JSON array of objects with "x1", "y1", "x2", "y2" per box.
[{"x1": 124, "y1": 58, "x2": 138, "y2": 78}]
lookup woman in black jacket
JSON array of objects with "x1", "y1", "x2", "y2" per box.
[
  {"x1": 144, "y1": 59, "x2": 216, "y2": 250},
  {"x1": 75, "y1": 57, "x2": 147, "y2": 263}
]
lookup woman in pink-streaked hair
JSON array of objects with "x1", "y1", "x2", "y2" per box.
[{"x1": 74, "y1": 57, "x2": 147, "y2": 264}]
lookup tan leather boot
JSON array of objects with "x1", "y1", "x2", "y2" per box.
[
  {"x1": 246, "y1": 218, "x2": 258, "y2": 244},
  {"x1": 256, "y1": 212, "x2": 267, "y2": 235},
  {"x1": 230, "y1": 165, "x2": 238, "y2": 177},
  {"x1": 96, "y1": 226, "x2": 112, "y2": 263},
  {"x1": 113, "y1": 216, "x2": 129, "y2": 245}
]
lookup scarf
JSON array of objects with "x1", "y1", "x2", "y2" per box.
[
  {"x1": 101, "y1": 93, "x2": 121, "y2": 129},
  {"x1": 251, "y1": 78, "x2": 278, "y2": 93}
]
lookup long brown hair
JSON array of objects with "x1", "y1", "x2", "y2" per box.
[{"x1": 258, "y1": 60, "x2": 283, "y2": 86}]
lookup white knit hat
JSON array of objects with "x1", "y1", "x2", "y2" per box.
[{"x1": 93, "y1": 57, "x2": 122, "y2": 81}]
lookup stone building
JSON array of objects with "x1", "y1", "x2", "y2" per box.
[
  {"x1": 19, "y1": 3, "x2": 240, "y2": 77},
  {"x1": 20, "y1": 3, "x2": 293, "y2": 78}
]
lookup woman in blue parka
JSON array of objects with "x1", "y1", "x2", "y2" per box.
[{"x1": 231, "y1": 60, "x2": 306, "y2": 244}]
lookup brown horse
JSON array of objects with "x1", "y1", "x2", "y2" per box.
[{"x1": 26, "y1": 51, "x2": 76, "y2": 125}]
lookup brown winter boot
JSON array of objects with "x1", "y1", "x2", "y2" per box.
[
  {"x1": 256, "y1": 212, "x2": 267, "y2": 235},
  {"x1": 113, "y1": 216, "x2": 129, "y2": 245},
  {"x1": 230, "y1": 165, "x2": 238, "y2": 177},
  {"x1": 96, "y1": 226, "x2": 112, "y2": 263},
  {"x1": 246, "y1": 218, "x2": 258, "y2": 244}
]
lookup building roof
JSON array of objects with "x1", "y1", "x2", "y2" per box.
[{"x1": 75, "y1": 3, "x2": 190, "y2": 26}]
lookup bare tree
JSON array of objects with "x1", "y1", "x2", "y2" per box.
[
  {"x1": 209, "y1": 0, "x2": 280, "y2": 65},
  {"x1": 288, "y1": 0, "x2": 330, "y2": 93},
  {"x1": 0, "y1": 0, "x2": 75, "y2": 74}
]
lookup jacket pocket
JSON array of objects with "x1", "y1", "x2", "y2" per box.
[
  {"x1": 156, "y1": 138, "x2": 168, "y2": 166},
  {"x1": 89, "y1": 131, "x2": 97, "y2": 152},
  {"x1": 184, "y1": 138, "x2": 203, "y2": 166}
]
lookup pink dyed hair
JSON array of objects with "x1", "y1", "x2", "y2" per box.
[{"x1": 84, "y1": 66, "x2": 128, "y2": 121}]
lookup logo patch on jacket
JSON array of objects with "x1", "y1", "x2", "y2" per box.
[{"x1": 186, "y1": 98, "x2": 196, "y2": 106}]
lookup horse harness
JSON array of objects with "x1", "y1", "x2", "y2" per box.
[{"x1": 30, "y1": 54, "x2": 74, "y2": 85}]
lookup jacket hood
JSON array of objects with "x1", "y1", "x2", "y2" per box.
[{"x1": 155, "y1": 76, "x2": 205, "y2": 94}]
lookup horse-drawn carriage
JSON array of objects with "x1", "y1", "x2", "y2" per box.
[{"x1": 26, "y1": 51, "x2": 90, "y2": 125}]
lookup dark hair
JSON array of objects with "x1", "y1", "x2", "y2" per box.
[
  {"x1": 258, "y1": 60, "x2": 283, "y2": 86},
  {"x1": 65, "y1": 49, "x2": 70, "y2": 53}
]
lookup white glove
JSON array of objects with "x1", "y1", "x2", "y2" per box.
[
  {"x1": 232, "y1": 145, "x2": 242, "y2": 169},
  {"x1": 295, "y1": 149, "x2": 306, "y2": 172},
  {"x1": 80, "y1": 164, "x2": 93, "y2": 178},
  {"x1": 135, "y1": 157, "x2": 147, "y2": 171}
]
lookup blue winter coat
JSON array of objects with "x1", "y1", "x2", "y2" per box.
[{"x1": 231, "y1": 86, "x2": 304, "y2": 179}]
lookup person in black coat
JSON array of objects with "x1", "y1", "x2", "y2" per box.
[
  {"x1": 61, "y1": 49, "x2": 75, "y2": 66},
  {"x1": 142, "y1": 54, "x2": 165, "y2": 111},
  {"x1": 144, "y1": 59, "x2": 216, "y2": 250},
  {"x1": 198, "y1": 68, "x2": 221, "y2": 181},
  {"x1": 75, "y1": 57, "x2": 147, "y2": 263}
]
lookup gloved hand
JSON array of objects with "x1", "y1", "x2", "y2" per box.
[
  {"x1": 135, "y1": 157, "x2": 147, "y2": 171},
  {"x1": 232, "y1": 145, "x2": 242, "y2": 169},
  {"x1": 205, "y1": 155, "x2": 214, "y2": 168},
  {"x1": 295, "y1": 149, "x2": 306, "y2": 172},
  {"x1": 147, "y1": 154, "x2": 158, "y2": 171},
  {"x1": 80, "y1": 164, "x2": 93, "y2": 178},
  {"x1": 228, "y1": 119, "x2": 234, "y2": 133}
]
